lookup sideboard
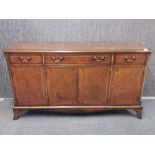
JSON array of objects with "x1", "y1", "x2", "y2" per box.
[{"x1": 4, "y1": 42, "x2": 151, "y2": 119}]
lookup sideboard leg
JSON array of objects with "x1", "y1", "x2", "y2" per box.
[
  {"x1": 135, "y1": 108, "x2": 142, "y2": 119},
  {"x1": 13, "y1": 109, "x2": 20, "y2": 120}
]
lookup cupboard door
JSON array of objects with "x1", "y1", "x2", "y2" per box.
[
  {"x1": 79, "y1": 66, "x2": 110, "y2": 105},
  {"x1": 46, "y1": 66, "x2": 77, "y2": 106},
  {"x1": 110, "y1": 66, "x2": 145, "y2": 105},
  {"x1": 11, "y1": 65, "x2": 46, "y2": 106}
]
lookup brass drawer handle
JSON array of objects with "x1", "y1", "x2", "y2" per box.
[
  {"x1": 51, "y1": 56, "x2": 64, "y2": 63},
  {"x1": 92, "y1": 56, "x2": 105, "y2": 63},
  {"x1": 124, "y1": 56, "x2": 136, "y2": 62},
  {"x1": 18, "y1": 56, "x2": 31, "y2": 63}
]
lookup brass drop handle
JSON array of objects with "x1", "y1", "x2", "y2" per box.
[
  {"x1": 92, "y1": 56, "x2": 105, "y2": 62},
  {"x1": 18, "y1": 56, "x2": 31, "y2": 63},
  {"x1": 51, "y1": 56, "x2": 64, "y2": 63},
  {"x1": 124, "y1": 56, "x2": 136, "y2": 62}
]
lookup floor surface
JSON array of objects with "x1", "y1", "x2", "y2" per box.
[{"x1": 0, "y1": 98, "x2": 155, "y2": 135}]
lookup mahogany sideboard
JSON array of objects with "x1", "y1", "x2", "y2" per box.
[{"x1": 4, "y1": 42, "x2": 151, "y2": 120}]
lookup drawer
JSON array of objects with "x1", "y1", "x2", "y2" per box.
[
  {"x1": 45, "y1": 54, "x2": 111, "y2": 64},
  {"x1": 9, "y1": 54, "x2": 42, "y2": 64},
  {"x1": 77, "y1": 54, "x2": 111, "y2": 64},
  {"x1": 114, "y1": 53, "x2": 147, "y2": 65},
  {"x1": 45, "y1": 55, "x2": 79, "y2": 64}
]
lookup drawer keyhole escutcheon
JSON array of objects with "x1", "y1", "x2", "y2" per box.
[
  {"x1": 92, "y1": 56, "x2": 105, "y2": 63},
  {"x1": 124, "y1": 56, "x2": 136, "y2": 62},
  {"x1": 51, "y1": 56, "x2": 64, "y2": 63},
  {"x1": 18, "y1": 56, "x2": 31, "y2": 63}
]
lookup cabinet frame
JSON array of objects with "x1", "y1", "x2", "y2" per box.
[{"x1": 4, "y1": 42, "x2": 151, "y2": 119}]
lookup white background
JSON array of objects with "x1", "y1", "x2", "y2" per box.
[
  {"x1": 0, "y1": 0, "x2": 154, "y2": 154},
  {"x1": 0, "y1": 0, "x2": 154, "y2": 19}
]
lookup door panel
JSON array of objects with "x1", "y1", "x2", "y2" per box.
[
  {"x1": 46, "y1": 66, "x2": 77, "y2": 106},
  {"x1": 110, "y1": 66, "x2": 144, "y2": 105},
  {"x1": 79, "y1": 66, "x2": 110, "y2": 105},
  {"x1": 11, "y1": 65, "x2": 46, "y2": 106}
]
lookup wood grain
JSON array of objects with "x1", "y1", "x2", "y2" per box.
[
  {"x1": 4, "y1": 42, "x2": 151, "y2": 53},
  {"x1": 11, "y1": 65, "x2": 46, "y2": 106},
  {"x1": 110, "y1": 65, "x2": 145, "y2": 105},
  {"x1": 78, "y1": 66, "x2": 110, "y2": 105},
  {"x1": 46, "y1": 66, "x2": 77, "y2": 106}
]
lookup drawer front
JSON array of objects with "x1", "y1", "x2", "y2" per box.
[
  {"x1": 114, "y1": 53, "x2": 147, "y2": 65},
  {"x1": 77, "y1": 54, "x2": 111, "y2": 64},
  {"x1": 45, "y1": 55, "x2": 79, "y2": 64},
  {"x1": 9, "y1": 54, "x2": 42, "y2": 64},
  {"x1": 45, "y1": 54, "x2": 111, "y2": 64}
]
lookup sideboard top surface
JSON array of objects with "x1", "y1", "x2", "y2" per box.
[{"x1": 4, "y1": 42, "x2": 151, "y2": 53}]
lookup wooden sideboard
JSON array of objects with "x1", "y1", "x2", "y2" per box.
[{"x1": 4, "y1": 42, "x2": 151, "y2": 119}]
